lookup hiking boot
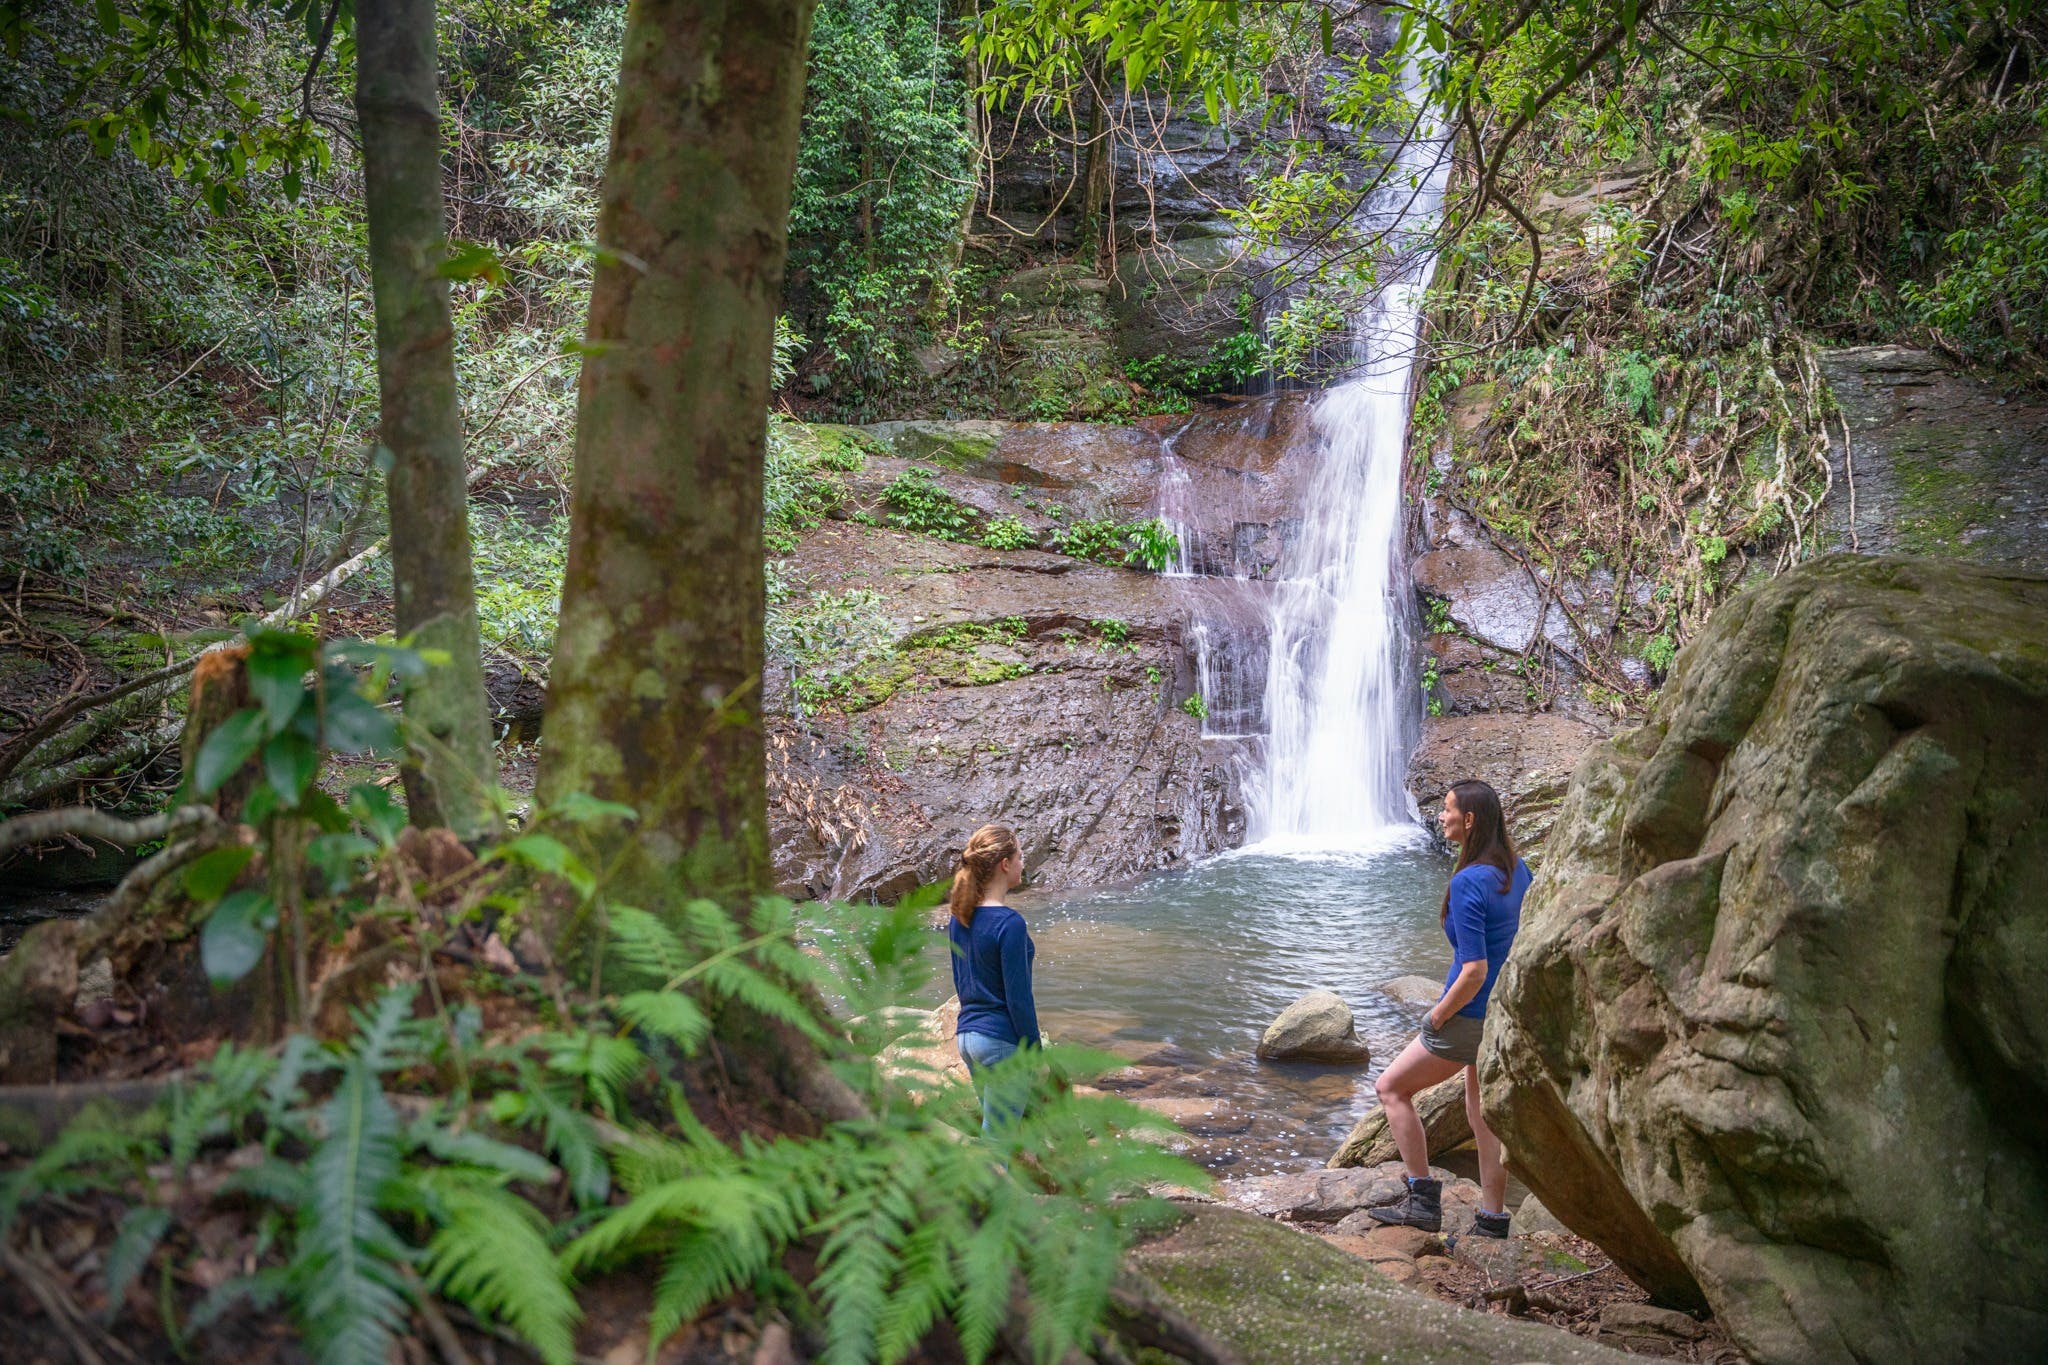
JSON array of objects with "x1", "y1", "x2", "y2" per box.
[
  {"x1": 1366, "y1": 1177, "x2": 1442, "y2": 1232},
  {"x1": 1467, "y1": 1210, "x2": 1511, "y2": 1240}
]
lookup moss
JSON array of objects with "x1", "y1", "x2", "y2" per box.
[
  {"x1": 1891, "y1": 445, "x2": 1998, "y2": 556},
  {"x1": 1126, "y1": 1206, "x2": 1630, "y2": 1363},
  {"x1": 820, "y1": 617, "x2": 1033, "y2": 713}
]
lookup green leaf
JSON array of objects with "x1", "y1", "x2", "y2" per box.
[
  {"x1": 548, "y1": 792, "x2": 637, "y2": 827},
  {"x1": 202, "y1": 890, "x2": 276, "y2": 984},
  {"x1": 192, "y1": 708, "x2": 264, "y2": 796},
  {"x1": 348, "y1": 783, "x2": 406, "y2": 845},
  {"x1": 439, "y1": 240, "x2": 505, "y2": 286},
  {"x1": 490, "y1": 834, "x2": 596, "y2": 899},
  {"x1": 320, "y1": 689, "x2": 397, "y2": 754},
  {"x1": 181, "y1": 845, "x2": 256, "y2": 903},
  {"x1": 263, "y1": 731, "x2": 319, "y2": 806},
  {"x1": 248, "y1": 643, "x2": 312, "y2": 734},
  {"x1": 1318, "y1": 7, "x2": 1333, "y2": 55},
  {"x1": 308, "y1": 833, "x2": 375, "y2": 892}
]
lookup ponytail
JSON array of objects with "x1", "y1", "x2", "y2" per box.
[{"x1": 949, "y1": 824, "x2": 1020, "y2": 927}]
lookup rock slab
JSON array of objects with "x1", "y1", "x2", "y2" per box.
[
  {"x1": 1482, "y1": 555, "x2": 2048, "y2": 1363},
  {"x1": 1255, "y1": 989, "x2": 1371, "y2": 1063}
]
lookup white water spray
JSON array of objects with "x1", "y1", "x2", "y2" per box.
[{"x1": 1253, "y1": 100, "x2": 1451, "y2": 846}]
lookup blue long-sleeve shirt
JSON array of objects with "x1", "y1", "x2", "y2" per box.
[
  {"x1": 1442, "y1": 858, "x2": 1531, "y2": 1018},
  {"x1": 949, "y1": 905, "x2": 1040, "y2": 1047}
]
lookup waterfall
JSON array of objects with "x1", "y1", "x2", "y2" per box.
[{"x1": 1252, "y1": 99, "x2": 1451, "y2": 846}]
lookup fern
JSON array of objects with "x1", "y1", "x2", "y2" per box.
[
  {"x1": 99, "y1": 1204, "x2": 172, "y2": 1322},
  {"x1": 420, "y1": 1177, "x2": 579, "y2": 1365},
  {"x1": 291, "y1": 1058, "x2": 412, "y2": 1365}
]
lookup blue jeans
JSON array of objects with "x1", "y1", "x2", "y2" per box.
[{"x1": 957, "y1": 1031, "x2": 1024, "y2": 1133}]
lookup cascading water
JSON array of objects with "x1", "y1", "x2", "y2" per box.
[{"x1": 1253, "y1": 97, "x2": 1451, "y2": 845}]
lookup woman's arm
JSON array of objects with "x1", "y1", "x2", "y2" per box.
[
  {"x1": 998, "y1": 919, "x2": 1041, "y2": 1047},
  {"x1": 1430, "y1": 959, "x2": 1488, "y2": 1029}
]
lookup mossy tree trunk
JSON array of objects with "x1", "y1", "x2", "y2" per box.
[
  {"x1": 356, "y1": 0, "x2": 500, "y2": 842},
  {"x1": 537, "y1": 0, "x2": 818, "y2": 943}
]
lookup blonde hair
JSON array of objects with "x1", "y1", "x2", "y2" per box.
[{"x1": 949, "y1": 824, "x2": 1020, "y2": 927}]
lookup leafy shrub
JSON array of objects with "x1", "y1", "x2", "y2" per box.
[
  {"x1": 883, "y1": 466, "x2": 978, "y2": 541},
  {"x1": 1179, "y1": 693, "x2": 1208, "y2": 719},
  {"x1": 1053, "y1": 517, "x2": 1180, "y2": 571},
  {"x1": 981, "y1": 515, "x2": 1034, "y2": 550}
]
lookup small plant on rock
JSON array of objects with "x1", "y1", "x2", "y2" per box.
[{"x1": 981, "y1": 515, "x2": 1035, "y2": 550}]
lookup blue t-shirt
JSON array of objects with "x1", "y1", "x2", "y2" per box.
[
  {"x1": 949, "y1": 904, "x2": 1040, "y2": 1047},
  {"x1": 1442, "y1": 859, "x2": 1530, "y2": 1018}
]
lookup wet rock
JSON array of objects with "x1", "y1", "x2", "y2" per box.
[
  {"x1": 1124, "y1": 1204, "x2": 1637, "y2": 1363},
  {"x1": 1413, "y1": 542, "x2": 1560, "y2": 654},
  {"x1": 1819, "y1": 346, "x2": 2048, "y2": 573},
  {"x1": 1255, "y1": 989, "x2": 1371, "y2": 1063},
  {"x1": 1407, "y1": 711, "x2": 1608, "y2": 857},
  {"x1": 1375, "y1": 974, "x2": 1443, "y2": 1008},
  {"x1": 1483, "y1": 555, "x2": 2048, "y2": 1361},
  {"x1": 1327, "y1": 1073, "x2": 1471, "y2": 1167},
  {"x1": 1220, "y1": 1165, "x2": 1424, "y2": 1223}
]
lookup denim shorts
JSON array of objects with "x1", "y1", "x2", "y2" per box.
[
  {"x1": 957, "y1": 1031, "x2": 1024, "y2": 1132},
  {"x1": 1420, "y1": 1013, "x2": 1485, "y2": 1066}
]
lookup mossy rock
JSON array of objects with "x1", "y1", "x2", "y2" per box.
[
  {"x1": 1125, "y1": 1205, "x2": 1632, "y2": 1363},
  {"x1": 861, "y1": 420, "x2": 1005, "y2": 470}
]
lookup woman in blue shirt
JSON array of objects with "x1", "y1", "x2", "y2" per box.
[
  {"x1": 1369, "y1": 779, "x2": 1531, "y2": 1238},
  {"x1": 947, "y1": 824, "x2": 1038, "y2": 1131}
]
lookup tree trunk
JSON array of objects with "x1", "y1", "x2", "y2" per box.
[
  {"x1": 356, "y1": 0, "x2": 500, "y2": 842},
  {"x1": 537, "y1": 0, "x2": 818, "y2": 942}
]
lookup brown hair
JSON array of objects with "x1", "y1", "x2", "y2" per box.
[
  {"x1": 949, "y1": 824, "x2": 1021, "y2": 928},
  {"x1": 1441, "y1": 779, "x2": 1517, "y2": 923}
]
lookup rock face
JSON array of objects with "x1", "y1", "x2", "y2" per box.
[
  {"x1": 1326, "y1": 1073, "x2": 1470, "y2": 1168},
  {"x1": 1406, "y1": 711, "x2": 1608, "y2": 857},
  {"x1": 1820, "y1": 346, "x2": 2048, "y2": 573},
  {"x1": 767, "y1": 405, "x2": 1330, "y2": 900},
  {"x1": 1481, "y1": 555, "x2": 2048, "y2": 1362},
  {"x1": 1255, "y1": 990, "x2": 1371, "y2": 1063}
]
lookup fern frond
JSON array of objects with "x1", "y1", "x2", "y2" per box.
[
  {"x1": 412, "y1": 1121, "x2": 558, "y2": 1187},
  {"x1": 697, "y1": 957, "x2": 827, "y2": 1043},
  {"x1": 677, "y1": 898, "x2": 741, "y2": 953},
  {"x1": 99, "y1": 1204, "x2": 171, "y2": 1321},
  {"x1": 510, "y1": 1067, "x2": 610, "y2": 1207},
  {"x1": 606, "y1": 905, "x2": 692, "y2": 981},
  {"x1": 612, "y1": 988, "x2": 711, "y2": 1054},
  {"x1": 423, "y1": 1181, "x2": 579, "y2": 1365},
  {"x1": 874, "y1": 1214, "x2": 957, "y2": 1364},
  {"x1": 0, "y1": 1118, "x2": 154, "y2": 1231},
  {"x1": 292, "y1": 1060, "x2": 412, "y2": 1365},
  {"x1": 346, "y1": 983, "x2": 422, "y2": 1075},
  {"x1": 543, "y1": 1029, "x2": 646, "y2": 1118},
  {"x1": 563, "y1": 1173, "x2": 793, "y2": 1278},
  {"x1": 952, "y1": 1197, "x2": 1016, "y2": 1365},
  {"x1": 261, "y1": 1031, "x2": 336, "y2": 1137}
]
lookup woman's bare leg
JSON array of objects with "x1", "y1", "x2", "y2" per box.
[
  {"x1": 1464, "y1": 1063, "x2": 1507, "y2": 1212},
  {"x1": 1373, "y1": 1037, "x2": 1465, "y2": 1180}
]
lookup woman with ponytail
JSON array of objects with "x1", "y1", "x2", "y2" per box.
[
  {"x1": 1368, "y1": 780, "x2": 1531, "y2": 1239},
  {"x1": 947, "y1": 824, "x2": 1038, "y2": 1131}
]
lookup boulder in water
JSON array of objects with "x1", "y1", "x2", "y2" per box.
[
  {"x1": 1255, "y1": 989, "x2": 1371, "y2": 1063},
  {"x1": 1376, "y1": 974, "x2": 1445, "y2": 1008},
  {"x1": 1482, "y1": 555, "x2": 2048, "y2": 1362}
]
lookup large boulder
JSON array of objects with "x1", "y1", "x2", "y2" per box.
[
  {"x1": 1481, "y1": 555, "x2": 2048, "y2": 1362},
  {"x1": 1256, "y1": 990, "x2": 1371, "y2": 1063}
]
